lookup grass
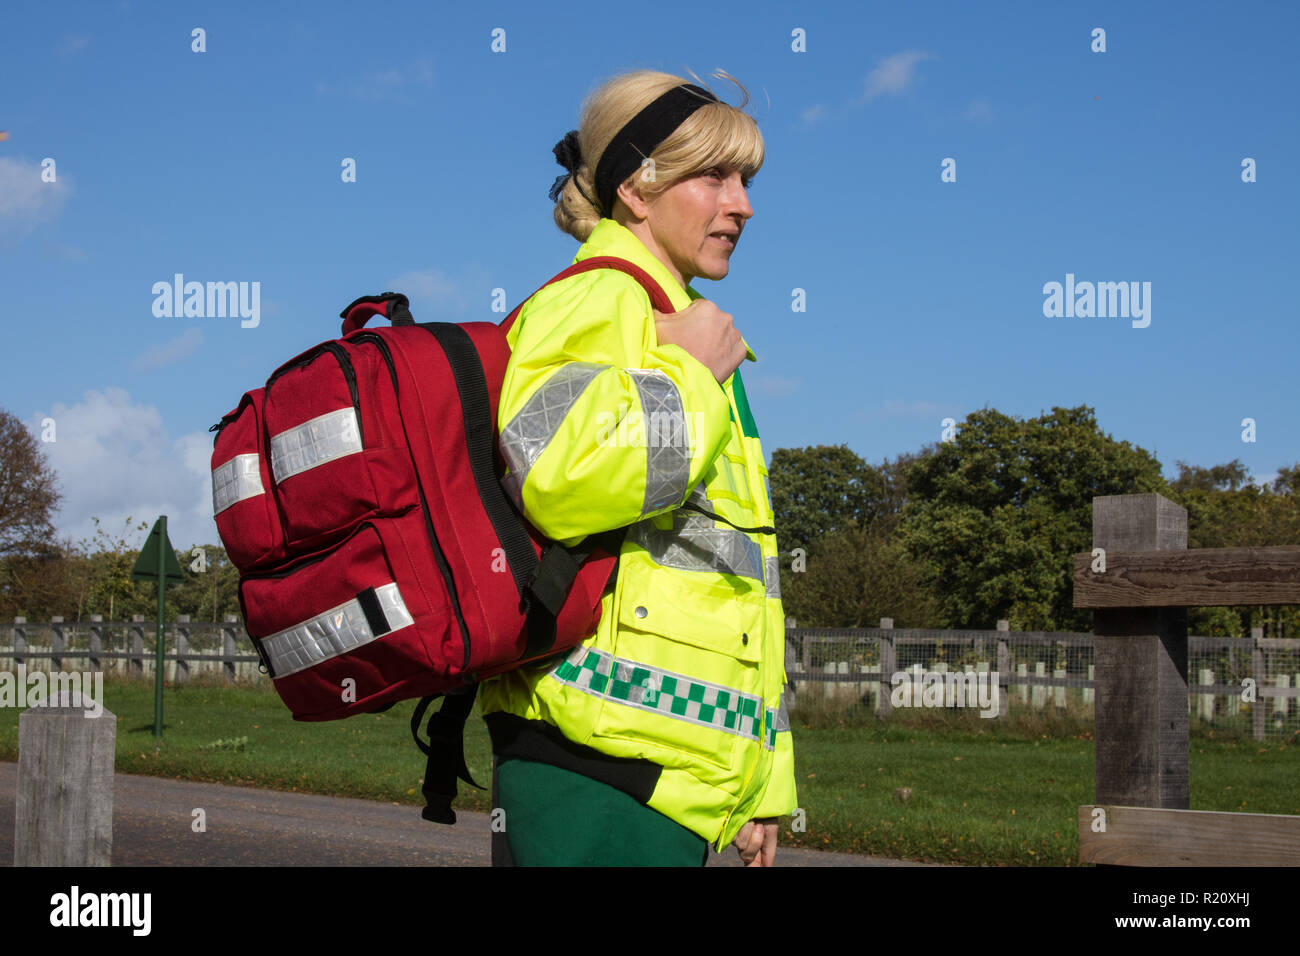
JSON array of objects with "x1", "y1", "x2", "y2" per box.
[
  {"x1": 784, "y1": 702, "x2": 1300, "y2": 865},
  {"x1": 1, "y1": 675, "x2": 1295, "y2": 865},
  {"x1": 0, "y1": 676, "x2": 498, "y2": 811}
]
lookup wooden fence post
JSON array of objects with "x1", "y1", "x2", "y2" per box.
[
  {"x1": 877, "y1": 618, "x2": 895, "y2": 717},
  {"x1": 1092, "y1": 492, "x2": 1189, "y2": 809},
  {"x1": 175, "y1": 615, "x2": 190, "y2": 685},
  {"x1": 996, "y1": 620, "x2": 1010, "y2": 718},
  {"x1": 130, "y1": 615, "x2": 145, "y2": 677},
  {"x1": 50, "y1": 616, "x2": 65, "y2": 672},
  {"x1": 15, "y1": 696, "x2": 116, "y2": 865},
  {"x1": 89, "y1": 614, "x2": 103, "y2": 673},
  {"x1": 1252, "y1": 627, "x2": 1266, "y2": 741},
  {"x1": 223, "y1": 615, "x2": 239, "y2": 682},
  {"x1": 11, "y1": 617, "x2": 26, "y2": 666}
]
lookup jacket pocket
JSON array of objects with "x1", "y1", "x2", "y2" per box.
[
  {"x1": 616, "y1": 563, "x2": 763, "y2": 664},
  {"x1": 585, "y1": 566, "x2": 766, "y2": 772}
]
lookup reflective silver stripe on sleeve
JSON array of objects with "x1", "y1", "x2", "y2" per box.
[
  {"x1": 499, "y1": 362, "x2": 605, "y2": 507},
  {"x1": 629, "y1": 502, "x2": 763, "y2": 582},
  {"x1": 765, "y1": 555, "x2": 781, "y2": 599},
  {"x1": 270, "y1": 407, "x2": 363, "y2": 483},
  {"x1": 212, "y1": 453, "x2": 265, "y2": 515},
  {"x1": 774, "y1": 697, "x2": 790, "y2": 732},
  {"x1": 625, "y1": 368, "x2": 691, "y2": 516},
  {"x1": 261, "y1": 582, "x2": 413, "y2": 678}
]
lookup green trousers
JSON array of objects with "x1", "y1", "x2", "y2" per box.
[{"x1": 491, "y1": 757, "x2": 709, "y2": 867}]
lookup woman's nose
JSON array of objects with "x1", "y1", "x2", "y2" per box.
[{"x1": 723, "y1": 172, "x2": 753, "y2": 218}]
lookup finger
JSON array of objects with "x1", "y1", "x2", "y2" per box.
[
  {"x1": 761, "y1": 823, "x2": 777, "y2": 867},
  {"x1": 734, "y1": 823, "x2": 759, "y2": 865}
]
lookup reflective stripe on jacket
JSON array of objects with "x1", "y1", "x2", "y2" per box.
[{"x1": 479, "y1": 217, "x2": 796, "y2": 851}]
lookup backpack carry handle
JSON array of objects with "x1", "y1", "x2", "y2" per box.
[{"x1": 340, "y1": 291, "x2": 414, "y2": 336}]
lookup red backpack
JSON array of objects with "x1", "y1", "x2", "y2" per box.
[{"x1": 209, "y1": 257, "x2": 675, "y2": 822}]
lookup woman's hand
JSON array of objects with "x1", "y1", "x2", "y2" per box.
[
  {"x1": 653, "y1": 298, "x2": 747, "y2": 384},
  {"x1": 733, "y1": 817, "x2": 779, "y2": 866}
]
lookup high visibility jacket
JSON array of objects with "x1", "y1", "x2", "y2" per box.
[{"x1": 479, "y1": 217, "x2": 797, "y2": 851}]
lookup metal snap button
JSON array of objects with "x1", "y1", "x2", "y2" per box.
[
  {"x1": 634, "y1": 606, "x2": 647, "y2": 619},
  {"x1": 741, "y1": 633, "x2": 749, "y2": 646}
]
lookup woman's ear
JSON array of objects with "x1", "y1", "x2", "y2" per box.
[{"x1": 615, "y1": 179, "x2": 653, "y2": 221}]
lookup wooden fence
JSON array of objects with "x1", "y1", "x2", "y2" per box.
[
  {"x1": 783, "y1": 623, "x2": 1300, "y2": 737},
  {"x1": 4, "y1": 612, "x2": 1297, "y2": 738},
  {"x1": 2, "y1": 613, "x2": 260, "y2": 683},
  {"x1": 1071, "y1": 492, "x2": 1300, "y2": 866}
]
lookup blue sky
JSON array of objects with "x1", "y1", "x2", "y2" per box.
[{"x1": 2, "y1": 0, "x2": 1297, "y2": 552}]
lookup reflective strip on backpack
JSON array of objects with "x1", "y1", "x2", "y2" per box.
[
  {"x1": 629, "y1": 507, "x2": 763, "y2": 583},
  {"x1": 764, "y1": 555, "x2": 781, "y2": 599},
  {"x1": 625, "y1": 368, "x2": 691, "y2": 516},
  {"x1": 260, "y1": 582, "x2": 414, "y2": 678},
  {"x1": 551, "y1": 644, "x2": 779, "y2": 748},
  {"x1": 212, "y1": 453, "x2": 265, "y2": 515},
  {"x1": 499, "y1": 362, "x2": 605, "y2": 507},
  {"x1": 270, "y1": 407, "x2": 363, "y2": 483}
]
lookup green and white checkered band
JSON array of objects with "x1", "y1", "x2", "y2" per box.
[{"x1": 551, "y1": 644, "x2": 787, "y2": 750}]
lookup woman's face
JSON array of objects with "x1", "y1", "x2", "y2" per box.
[{"x1": 631, "y1": 165, "x2": 753, "y2": 288}]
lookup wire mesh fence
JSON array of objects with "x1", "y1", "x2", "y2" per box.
[
  {"x1": 3, "y1": 616, "x2": 1298, "y2": 740},
  {"x1": 786, "y1": 621, "x2": 1300, "y2": 740}
]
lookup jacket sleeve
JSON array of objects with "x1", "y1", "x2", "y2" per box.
[
  {"x1": 754, "y1": 689, "x2": 798, "y2": 818},
  {"x1": 498, "y1": 270, "x2": 732, "y2": 545}
]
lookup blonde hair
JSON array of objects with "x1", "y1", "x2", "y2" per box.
[{"x1": 553, "y1": 68, "x2": 764, "y2": 242}]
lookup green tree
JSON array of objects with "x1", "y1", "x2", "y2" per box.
[
  {"x1": 770, "y1": 445, "x2": 939, "y2": 627},
  {"x1": 167, "y1": 543, "x2": 241, "y2": 622},
  {"x1": 0, "y1": 409, "x2": 61, "y2": 557},
  {"x1": 781, "y1": 524, "x2": 940, "y2": 628},
  {"x1": 768, "y1": 445, "x2": 888, "y2": 551},
  {"x1": 79, "y1": 516, "x2": 151, "y2": 621},
  {"x1": 1171, "y1": 460, "x2": 1300, "y2": 638},
  {"x1": 898, "y1": 405, "x2": 1167, "y2": 630}
]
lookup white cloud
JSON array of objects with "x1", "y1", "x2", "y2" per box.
[
  {"x1": 862, "y1": 51, "x2": 934, "y2": 101},
  {"x1": 57, "y1": 35, "x2": 91, "y2": 56},
  {"x1": 879, "y1": 399, "x2": 954, "y2": 420},
  {"x1": 748, "y1": 374, "x2": 801, "y2": 398},
  {"x1": 384, "y1": 266, "x2": 493, "y2": 316},
  {"x1": 319, "y1": 58, "x2": 434, "y2": 101},
  {"x1": 800, "y1": 104, "x2": 826, "y2": 126},
  {"x1": 964, "y1": 98, "x2": 993, "y2": 123},
  {"x1": 132, "y1": 328, "x2": 205, "y2": 372},
  {"x1": 42, "y1": 242, "x2": 88, "y2": 261},
  {"x1": 32, "y1": 388, "x2": 218, "y2": 552},
  {"x1": 0, "y1": 157, "x2": 72, "y2": 237}
]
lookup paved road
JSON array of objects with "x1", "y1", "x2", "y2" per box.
[{"x1": 0, "y1": 761, "x2": 938, "y2": 867}]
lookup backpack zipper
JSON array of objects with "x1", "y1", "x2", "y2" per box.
[
  {"x1": 265, "y1": 343, "x2": 365, "y2": 447},
  {"x1": 351, "y1": 331, "x2": 472, "y2": 670}
]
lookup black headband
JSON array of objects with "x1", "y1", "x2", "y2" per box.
[{"x1": 592, "y1": 83, "x2": 719, "y2": 217}]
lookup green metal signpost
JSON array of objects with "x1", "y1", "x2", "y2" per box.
[{"x1": 130, "y1": 516, "x2": 184, "y2": 737}]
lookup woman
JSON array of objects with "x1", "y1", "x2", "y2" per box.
[{"x1": 480, "y1": 68, "x2": 795, "y2": 867}]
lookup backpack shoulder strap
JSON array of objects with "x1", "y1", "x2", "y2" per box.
[{"x1": 500, "y1": 255, "x2": 677, "y2": 335}]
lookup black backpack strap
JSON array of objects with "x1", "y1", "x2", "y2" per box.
[
  {"x1": 411, "y1": 686, "x2": 483, "y2": 825},
  {"x1": 524, "y1": 527, "x2": 627, "y2": 658},
  {"x1": 421, "y1": 322, "x2": 540, "y2": 604},
  {"x1": 412, "y1": 527, "x2": 626, "y2": 826}
]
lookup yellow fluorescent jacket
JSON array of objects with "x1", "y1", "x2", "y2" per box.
[{"x1": 479, "y1": 217, "x2": 797, "y2": 852}]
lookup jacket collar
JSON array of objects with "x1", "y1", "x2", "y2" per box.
[{"x1": 573, "y1": 218, "x2": 757, "y2": 363}]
